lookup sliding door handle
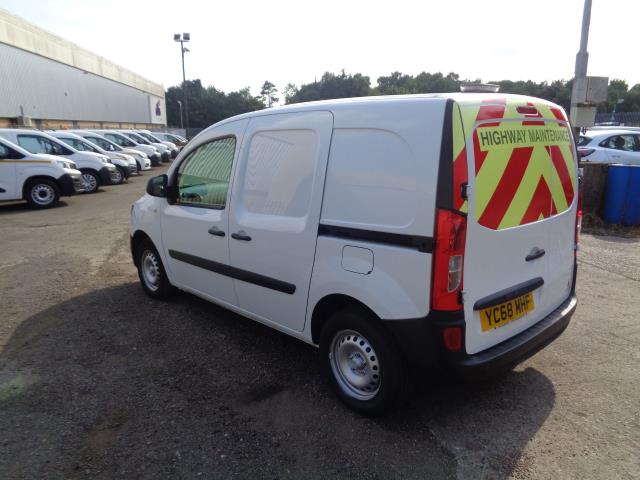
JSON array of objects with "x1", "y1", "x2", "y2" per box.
[
  {"x1": 231, "y1": 231, "x2": 252, "y2": 241},
  {"x1": 208, "y1": 226, "x2": 226, "y2": 237}
]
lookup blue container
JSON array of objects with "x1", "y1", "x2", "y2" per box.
[
  {"x1": 605, "y1": 165, "x2": 630, "y2": 224},
  {"x1": 623, "y1": 166, "x2": 640, "y2": 226},
  {"x1": 604, "y1": 165, "x2": 640, "y2": 226}
]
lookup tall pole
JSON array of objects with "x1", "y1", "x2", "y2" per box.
[
  {"x1": 180, "y1": 41, "x2": 190, "y2": 132},
  {"x1": 575, "y1": 0, "x2": 592, "y2": 78},
  {"x1": 177, "y1": 100, "x2": 183, "y2": 129},
  {"x1": 571, "y1": 0, "x2": 592, "y2": 137}
]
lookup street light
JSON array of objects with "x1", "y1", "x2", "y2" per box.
[
  {"x1": 177, "y1": 100, "x2": 183, "y2": 129},
  {"x1": 174, "y1": 32, "x2": 190, "y2": 132}
]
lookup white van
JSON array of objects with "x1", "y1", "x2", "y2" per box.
[
  {"x1": 94, "y1": 130, "x2": 162, "y2": 166},
  {"x1": 119, "y1": 130, "x2": 171, "y2": 163},
  {"x1": 130, "y1": 94, "x2": 579, "y2": 415},
  {"x1": 136, "y1": 130, "x2": 180, "y2": 158},
  {"x1": 0, "y1": 136, "x2": 84, "y2": 208},
  {"x1": 0, "y1": 129, "x2": 119, "y2": 193},
  {"x1": 49, "y1": 131, "x2": 136, "y2": 183},
  {"x1": 70, "y1": 130, "x2": 152, "y2": 172}
]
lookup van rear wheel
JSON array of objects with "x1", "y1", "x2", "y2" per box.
[{"x1": 319, "y1": 308, "x2": 408, "y2": 416}]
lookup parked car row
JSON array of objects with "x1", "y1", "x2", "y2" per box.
[
  {"x1": 0, "y1": 128, "x2": 185, "y2": 209},
  {"x1": 578, "y1": 127, "x2": 640, "y2": 165}
]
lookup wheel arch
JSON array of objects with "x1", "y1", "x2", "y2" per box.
[
  {"x1": 131, "y1": 230, "x2": 153, "y2": 268},
  {"x1": 310, "y1": 294, "x2": 381, "y2": 344},
  {"x1": 22, "y1": 175, "x2": 61, "y2": 199}
]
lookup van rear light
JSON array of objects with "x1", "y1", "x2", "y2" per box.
[
  {"x1": 442, "y1": 327, "x2": 462, "y2": 351},
  {"x1": 577, "y1": 147, "x2": 595, "y2": 158},
  {"x1": 575, "y1": 172, "x2": 583, "y2": 248},
  {"x1": 432, "y1": 209, "x2": 467, "y2": 311}
]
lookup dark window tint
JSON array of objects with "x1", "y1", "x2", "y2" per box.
[
  {"x1": 577, "y1": 136, "x2": 592, "y2": 146},
  {"x1": 17, "y1": 135, "x2": 72, "y2": 155}
]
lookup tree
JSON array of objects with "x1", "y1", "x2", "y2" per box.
[
  {"x1": 260, "y1": 81, "x2": 279, "y2": 108},
  {"x1": 283, "y1": 83, "x2": 299, "y2": 104},
  {"x1": 285, "y1": 71, "x2": 370, "y2": 104},
  {"x1": 166, "y1": 79, "x2": 265, "y2": 128}
]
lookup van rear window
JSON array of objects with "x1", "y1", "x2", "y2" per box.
[{"x1": 456, "y1": 100, "x2": 577, "y2": 230}]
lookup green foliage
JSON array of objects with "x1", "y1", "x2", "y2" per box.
[
  {"x1": 284, "y1": 71, "x2": 370, "y2": 104},
  {"x1": 166, "y1": 80, "x2": 265, "y2": 128},
  {"x1": 166, "y1": 73, "x2": 640, "y2": 128},
  {"x1": 260, "y1": 81, "x2": 279, "y2": 108}
]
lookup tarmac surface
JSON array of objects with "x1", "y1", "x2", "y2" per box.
[{"x1": 0, "y1": 169, "x2": 638, "y2": 479}]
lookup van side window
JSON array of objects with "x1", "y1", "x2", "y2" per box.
[
  {"x1": 0, "y1": 144, "x2": 23, "y2": 160},
  {"x1": 176, "y1": 136, "x2": 236, "y2": 209},
  {"x1": 17, "y1": 135, "x2": 72, "y2": 156},
  {"x1": 241, "y1": 130, "x2": 317, "y2": 217}
]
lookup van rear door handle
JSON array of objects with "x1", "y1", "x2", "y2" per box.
[
  {"x1": 208, "y1": 226, "x2": 225, "y2": 237},
  {"x1": 231, "y1": 231, "x2": 252, "y2": 241},
  {"x1": 525, "y1": 248, "x2": 545, "y2": 261}
]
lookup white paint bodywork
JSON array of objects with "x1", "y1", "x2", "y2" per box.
[
  {"x1": 0, "y1": 136, "x2": 81, "y2": 202},
  {"x1": 580, "y1": 129, "x2": 640, "y2": 165},
  {"x1": 0, "y1": 129, "x2": 115, "y2": 174},
  {"x1": 131, "y1": 94, "x2": 576, "y2": 354}
]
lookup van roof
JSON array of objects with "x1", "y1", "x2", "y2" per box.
[{"x1": 214, "y1": 93, "x2": 564, "y2": 127}]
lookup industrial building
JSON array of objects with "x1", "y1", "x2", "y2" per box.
[{"x1": 0, "y1": 9, "x2": 166, "y2": 130}]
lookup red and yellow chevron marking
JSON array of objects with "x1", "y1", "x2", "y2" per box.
[{"x1": 452, "y1": 97, "x2": 576, "y2": 230}]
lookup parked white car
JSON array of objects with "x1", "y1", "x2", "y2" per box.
[
  {"x1": 130, "y1": 93, "x2": 579, "y2": 415},
  {"x1": 153, "y1": 132, "x2": 187, "y2": 149},
  {"x1": 94, "y1": 130, "x2": 162, "y2": 166},
  {"x1": 136, "y1": 130, "x2": 179, "y2": 158},
  {"x1": 119, "y1": 130, "x2": 171, "y2": 162},
  {"x1": 578, "y1": 129, "x2": 640, "y2": 165},
  {"x1": 0, "y1": 136, "x2": 84, "y2": 208},
  {"x1": 49, "y1": 131, "x2": 136, "y2": 182},
  {"x1": 0, "y1": 129, "x2": 119, "y2": 193},
  {"x1": 70, "y1": 130, "x2": 151, "y2": 172}
]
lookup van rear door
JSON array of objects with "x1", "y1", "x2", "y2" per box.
[{"x1": 459, "y1": 98, "x2": 577, "y2": 355}]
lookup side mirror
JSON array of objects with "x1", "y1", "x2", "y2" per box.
[{"x1": 146, "y1": 174, "x2": 168, "y2": 197}]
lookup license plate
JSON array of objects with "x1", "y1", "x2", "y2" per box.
[{"x1": 480, "y1": 292, "x2": 535, "y2": 332}]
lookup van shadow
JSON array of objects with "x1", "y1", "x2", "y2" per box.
[
  {"x1": 0, "y1": 283, "x2": 556, "y2": 479},
  {"x1": 0, "y1": 200, "x2": 69, "y2": 213}
]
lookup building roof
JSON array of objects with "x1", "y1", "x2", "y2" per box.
[{"x1": 0, "y1": 8, "x2": 164, "y2": 98}]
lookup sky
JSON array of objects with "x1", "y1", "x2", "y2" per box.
[{"x1": 1, "y1": 0, "x2": 638, "y2": 100}]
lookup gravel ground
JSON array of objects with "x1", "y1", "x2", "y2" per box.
[{"x1": 0, "y1": 171, "x2": 638, "y2": 479}]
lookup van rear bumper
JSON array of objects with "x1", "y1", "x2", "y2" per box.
[
  {"x1": 382, "y1": 293, "x2": 577, "y2": 378},
  {"x1": 447, "y1": 294, "x2": 577, "y2": 377}
]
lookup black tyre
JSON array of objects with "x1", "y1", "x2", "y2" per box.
[
  {"x1": 136, "y1": 238, "x2": 175, "y2": 299},
  {"x1": 25, "y1": 178, "x2": 60, "y2": 209},
  {"x1": 80, "y1": 170, "x2": 100, "y2": 193},
  {"x1": 112, "y1": 166, "x2": 125, "y2": 184},
  {"x1": 319, "y1": 308, "x2": 408, "y2": 416}
]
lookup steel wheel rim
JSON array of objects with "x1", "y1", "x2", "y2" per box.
[
  {"x1": 30, "y1": 184, "x2": 55, "y2": 206},
  {"x1": 81, "y1": 173, "x2": 97, "y2": 192},
  {"x1": 329, "y1": 329, "x2": 381, "y2": 400},
  {"x1": 113, "y1": 168, "x2": 123, "y2": 183},
  {"x1": 141, "y1": 250, "x2": 160, "y2": 292}
]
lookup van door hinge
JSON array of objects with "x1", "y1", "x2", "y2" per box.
[
  {"x1": 461, "y1": 183, "x2": 470, "y2": 200},
  {"x1": 458, "y1": 290, "x2": 466, "y2": 305}
]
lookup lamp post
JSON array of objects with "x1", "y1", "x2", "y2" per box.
[
  {"x1": 174, "y1": 33, "x2": 190, "y2": 132},
  {"x1": 177, "y1": 100, "x2": 183, "y2": 129}
]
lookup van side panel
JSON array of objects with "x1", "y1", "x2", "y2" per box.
[{"x1": 304, "y1": 99, "x2": 446, "y2": 336}]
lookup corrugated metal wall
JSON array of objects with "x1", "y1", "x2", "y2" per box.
[{"x1": 0, "y1": 43, "x2": 164, "y2": 124}]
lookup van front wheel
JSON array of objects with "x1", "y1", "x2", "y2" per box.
[
  {"x1": 319, "y1": 308, "x2": 407, "y2": 416},
  {"x1": 136, "y1": 239, "x2": 174, "y2": 299}
]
